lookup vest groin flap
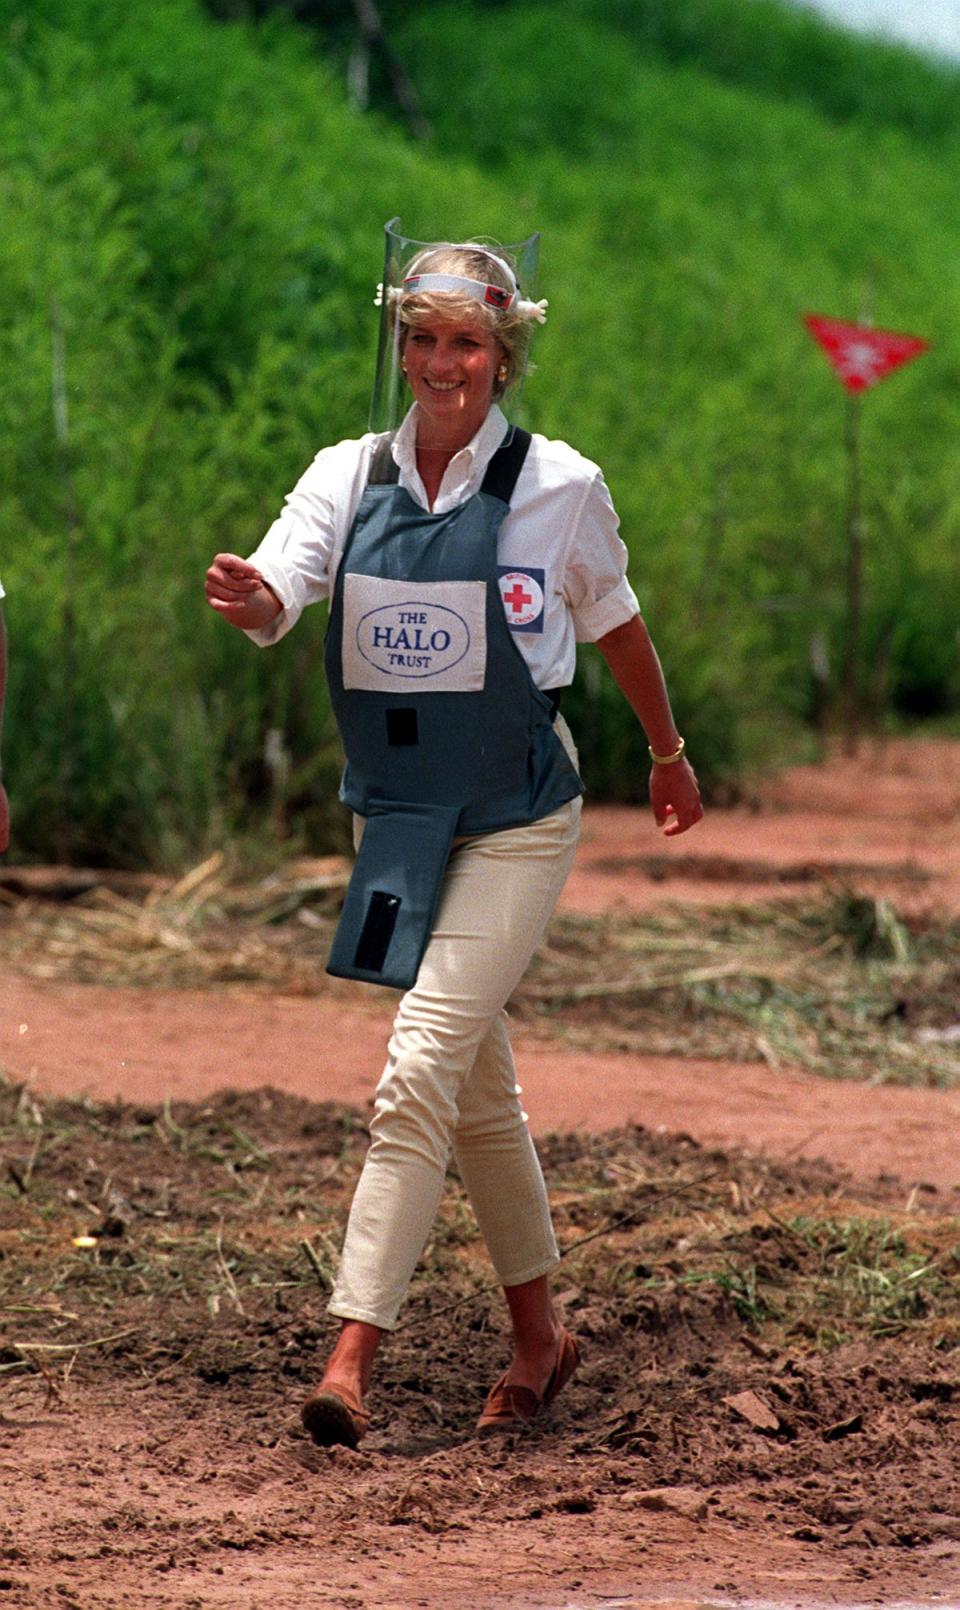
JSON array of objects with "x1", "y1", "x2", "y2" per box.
[{"x1": 326, "y1": 800, "x2": 461, "y2": 990}]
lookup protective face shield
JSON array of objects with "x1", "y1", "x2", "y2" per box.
[{"x1": 369, "y1": 217, "x2": 544, "y2": 433}]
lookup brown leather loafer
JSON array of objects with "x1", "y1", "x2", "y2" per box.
[
  {"x1": 300, "y1": 1384, "x2": 370, "y2": 1449},
  {"x1": 476, "y1": 1328, "x2": 580, "y2": 1435}
]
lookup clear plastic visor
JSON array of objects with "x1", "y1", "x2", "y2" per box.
[{"x1": 369, "y1": 217, "x2": 541, "y2": 434}]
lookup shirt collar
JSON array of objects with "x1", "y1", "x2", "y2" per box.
[{"x1": 392, "y1": 404, "x2": 511, "y2": 508}]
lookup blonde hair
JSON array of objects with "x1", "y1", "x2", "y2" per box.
[{"x1": 396, "y1": 243, "x2": 532, "y2": 398}]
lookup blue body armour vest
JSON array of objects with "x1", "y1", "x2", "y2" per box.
[{"x1": 324, "y1": 426, "x2": 583, "y2": 990}]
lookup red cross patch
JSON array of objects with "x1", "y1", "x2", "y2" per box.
[{"x1": 497, "y1": 567, "x2": 545, "y2": 633}]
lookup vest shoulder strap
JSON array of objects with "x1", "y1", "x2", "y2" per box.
[
  {"x1": 480, "y1": 426, "x2": 532, "y2": 504},
  {"x1": 367, "y1": 432, "x2": 400, "y2": 486}
]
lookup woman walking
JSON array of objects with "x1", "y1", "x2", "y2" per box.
[{"x1": 205, "y1": 228, "x2": 702, "y2": 1445}]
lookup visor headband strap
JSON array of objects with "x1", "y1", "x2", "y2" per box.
[
  {"x1": 399, "y1": 272, "x2": 548, "y2": 324},
  {"x1": 403, "y1": 272, "x2": 515, "y2": 309}
]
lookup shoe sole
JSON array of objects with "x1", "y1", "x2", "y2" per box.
[{"x1": 301, "y1": 1390, "x2": 367, "y2": 1449}]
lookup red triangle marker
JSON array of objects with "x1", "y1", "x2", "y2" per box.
[{"x1": 803, "y1": 314, "x2": 929, "y2": 393}]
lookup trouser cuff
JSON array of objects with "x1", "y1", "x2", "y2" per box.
[{"x1": 496, "y1": 1252, "x2": 561, "y2": 1289}]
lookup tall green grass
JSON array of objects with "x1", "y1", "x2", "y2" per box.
[
  {"x1": 3, "y1": 0, "x2": 959, "y2": 865},
  {"x1": 2, "y1": 1, "x2": 515, "y2": 863}
]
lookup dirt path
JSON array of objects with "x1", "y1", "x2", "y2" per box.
[
  {"x1": 5, "y1": 737, "x2": 960, "y2": 1193},
  {"x1": 563, "y1": 734, "x2": 960, "y2": 918},
  {"x1": 4, "y1": 974, "x2": 960, "y2": 1194}
]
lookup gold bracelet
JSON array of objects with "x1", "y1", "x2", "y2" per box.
[{"x1": 649, "y1": 736, "x2": 685, "y2": 765}]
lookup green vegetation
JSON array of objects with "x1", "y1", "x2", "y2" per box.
[
  {"x1": 784, "y1": 1214, "x2": 958, "y2": 1340},
  {"x1": 3, "y1": 0, "x2": 960, "y2": 865}
]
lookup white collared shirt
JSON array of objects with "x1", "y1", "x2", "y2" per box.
[{"x1": 245, "y1": 404, "x2": 639, "y2": 689}]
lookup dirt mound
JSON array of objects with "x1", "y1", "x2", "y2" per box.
[{"x1": 2, "y1": 1082, "x2": 958, "y2": 1608}]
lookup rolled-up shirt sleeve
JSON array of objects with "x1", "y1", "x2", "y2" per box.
[{"x1": 563, "y1": 470, "x2": 640, "y2": 643}]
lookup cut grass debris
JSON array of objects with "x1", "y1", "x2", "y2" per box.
[
  {"x1": 514, "y1": 894, "x2": 960, "y2": 1088},
  {"x1": 3, "y1": 874, "x2": 958, "y2": 1087}
]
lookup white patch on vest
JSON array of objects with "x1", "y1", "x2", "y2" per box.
[{"x1": 342, "y1": 574, "x2": 487, "y2": 692}]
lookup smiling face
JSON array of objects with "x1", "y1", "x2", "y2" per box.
[{"x1": 401, "y1": 314, "x2": 505, "y2": 447}]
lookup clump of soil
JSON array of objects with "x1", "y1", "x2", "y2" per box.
[{"x1": 1, "y1": 1081, "x2": 958, "y2": 1608}]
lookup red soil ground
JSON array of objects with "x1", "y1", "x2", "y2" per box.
[
  {"x1": 5, "y1": 736, "x2": 960, "y2": 1193},
  {"x1": 2, "y1": 736, "x2": 959, "y2": 1609}
]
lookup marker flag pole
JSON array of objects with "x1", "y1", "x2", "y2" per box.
[
  {"x1": 803, "y1": 315, "x2": 929, "y2": 755},
  {"x1": 843, "y1": 388, "x2": 864, "y2": 760}
]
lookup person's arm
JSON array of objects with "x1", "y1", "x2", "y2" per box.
[
  {"x1": 0, "y1": 607, "x2": 9, "y2": 853},
  {"x1": 595, "y1": 614, "x2": 703, "y2": 837}
]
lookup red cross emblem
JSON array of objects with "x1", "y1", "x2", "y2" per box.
[
  {"x1": 498, "y1": 568, "x2": 545, "y2": 631},
  {"x1": 503, "y1": 581, "x2": 533, "y2": 615}
]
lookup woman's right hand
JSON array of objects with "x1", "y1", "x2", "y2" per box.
[{"x1": 205, "y1": 553, "x2": 283, "y2": 630}]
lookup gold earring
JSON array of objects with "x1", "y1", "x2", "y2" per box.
[{"x1": 497, "y1": 364, "x2": 508, "y2": 382}]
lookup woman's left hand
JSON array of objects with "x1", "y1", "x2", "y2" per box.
[{"x1": 650, "y1": 756, "x2": 703, "y2": 837}]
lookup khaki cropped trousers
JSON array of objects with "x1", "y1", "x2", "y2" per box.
[{"x1": 328, "y1": 717, "x2": 582, "y2": 1332}]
